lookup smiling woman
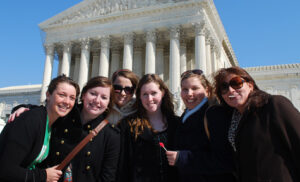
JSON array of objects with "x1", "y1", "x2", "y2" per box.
[{"x1": 0, "y1": 75, "x2": 80, "y2": 182}]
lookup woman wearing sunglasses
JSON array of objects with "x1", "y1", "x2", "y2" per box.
[
  {"x1": 117, "y1": 74, "x2": 179, "y2": 182},
  {"x1": 106, "y1": 69, "x2": 139, "y2": 125},
  {"x1": 214, "y1": 66, "x2": 300, "y2": 182},
  {"x1": 166, "y1": 69, "x2": 236, "y2": 182}
]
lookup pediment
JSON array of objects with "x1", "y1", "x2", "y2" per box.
[{"x1": 39, "y1": 0, "x2": 190, "y2": 29}]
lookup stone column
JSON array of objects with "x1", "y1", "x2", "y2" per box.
[
  {"x1": 210, "y1": 40, "x2": 219, "y2": 73},
  {"x1": 145, "y1": 30, "x2": 156, "y2": 74},
  {"x1": 78, "y1": 39, "x2": 90, "y2": 91},
  {"x1": 99, "y1": 36, "x2": 110, "y2": 77},
  {"x1": 110, "y1": 47, "x2": 120, "y2": 77},
  {"x1": 73, "y1": 54, "x2": 81, "y2": 82},
  {"x1": 40, "y1": 44, "x2": 54, "y2": 104},
  {"x1": 60, "y1": 42, "x2": 72, "y2": 76},
  {"x1": 169, "y1": 26, "x2": 180, "y2": 94},
  {"x1": 57, "y1": 51, "x2": 63, "y2": 76},
  {"x1": 180, "y1": 39, "x2": 187, "y2": 75},
  {"x1": 123, "y1": 33, "x2": 134, "y2": 70},
  {"x1": 91, "y1": 51, "x2": 99, "y2": 77},
  {"x1": 133, "y1": 36, "x2": 143, "y2": 78},
  {"x1": 195, "y1": 23, "x2": 207, "y2": 73},
  {"x1": 205, "y1": 37, "x2": 212, "y2": 75},
  {"x1": 156, "y1": 43, "x2": 164, "y2": 80}
]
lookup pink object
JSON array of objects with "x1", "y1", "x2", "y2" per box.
[{"x1": 159, "y1": 142, "x2": 167, "y2": 151}]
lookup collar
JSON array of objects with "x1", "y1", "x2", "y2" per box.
[{"x1": 182, "y1": 97, "x2": 208, "y2": 123}]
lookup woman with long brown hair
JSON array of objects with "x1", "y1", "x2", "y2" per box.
[{"x1": 118, "y1": 74, "x2": 179, "y2": 182}]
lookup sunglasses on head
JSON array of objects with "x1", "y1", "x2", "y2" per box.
[
  {"x1": 221, "y1": 76, "x2": 246, "y2": 94},
  {"x1": 113, "y1": 85, "x2": 135, "y2": 95},
  {"x1": 181, "y1": 69, "x2": 203, "y2": 78}
]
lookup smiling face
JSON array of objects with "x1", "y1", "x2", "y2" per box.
[
  {"x1": 46, "y1": 82, "x2": 77, "y2": 121},
  {"x1": 181, "y1": 76, "x2": 208, "y2": 110},
  {"x1": 81, "y1": 86, "x2": 111, "y2": 121},
  {"x1": 221, "y1": 74, "x2": 253, "y2": 113},
  {"x1": 113, "y1": 76, "x2": 134, "y2": 108},
  {"x1": 140, "y1": 82, "x2": 164, "y2": 114}
]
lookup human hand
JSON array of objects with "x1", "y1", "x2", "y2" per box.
[
  {"x1": 7, "y1": 107, "x2": 30, "y2": 123},
  {"x1": 46, "y1": 165, "x2": 62, "y2": 182},
  {"x1": 166, "y1": 150, "x2": 178, "y2": 166}
]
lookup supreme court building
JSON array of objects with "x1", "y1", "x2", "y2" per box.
[
  {"x1": 38, "y1": 0, "x2": 238, "y2": 103},
  {"x1": 1, "y1": 0, "x2": 299, "y2": 123}
]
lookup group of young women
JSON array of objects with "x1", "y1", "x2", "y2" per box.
[{"x1": 0, "y1": 66, "x2": 299, "y2": 182}]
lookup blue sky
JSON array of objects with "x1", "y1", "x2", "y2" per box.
[{"x1": 0, "y1": 0, "x2": 299, "y2": 88}]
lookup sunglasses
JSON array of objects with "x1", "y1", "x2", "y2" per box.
[
  {"x1": 220, "y1": 76, "x2": 246, "y2": 94},
  {"x1": 113, "y1": 85, "x2": 135, "y2": 95},
  {"x1": 181, "y1": 69, "x2": 203, "y2": 78}
]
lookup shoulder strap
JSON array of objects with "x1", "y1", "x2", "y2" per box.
[
  {"x1": 203, "y1": 114, "x2": 210, "y2": 140},
  {"x1": 56, "y1": 119, "x2": 108, "y2": 170}
]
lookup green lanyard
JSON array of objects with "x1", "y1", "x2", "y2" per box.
[{"x1": 28, "y1": 115, "x2": 51, "y2": 170}]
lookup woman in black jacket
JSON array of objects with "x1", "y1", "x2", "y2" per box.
[
  {"x1": 118, "y1": 74, "x2": 179, "y2": 182},
  {"x1": 166, "y1": 69, "x2": 236, "y2": 182},
  {"x1": 0, "y1": 75, "x2": 80, "y2": 182},
  {"x1": 214, "y1": 66, "x2": 300, "y2": 182},
  {"x1": 6, "y1": 76, "x2": 120, "y2": 182}
]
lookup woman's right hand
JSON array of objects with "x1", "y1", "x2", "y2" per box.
[
  {"x1": 46, "y1": 165, "x2": 62, "y2": 182},
  {"x1": 7, "y1": 107, "x2": 29, "y2": 123}
]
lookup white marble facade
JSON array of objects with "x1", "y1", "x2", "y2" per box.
[
  {"x1": 245, "y1": 64, "x2": 300, "y2": 112},
  {"x1": 38, "y1": 0, "x2": 238, "y2": 104}
]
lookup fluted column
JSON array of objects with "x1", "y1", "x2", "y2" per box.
[
  {"x1": 60, "y1": 42, "x2": 72, "y2": 76},
  {"x1": 133, "y1": 36, "x2": 143, "y2": 78},
  {"x1": 156, "y1": 43, "x2": 164, "y2": 80},
  {"x1": 91, "y1": 51, "x2": 99, "y2": 77},
  {"x1": 195, "y1": 23, "x2": 207, "y2": 73},
  {"x1": 57, "y1": 51, "x2": 63, "y2": 76},
  {"x1": 210, "y1": 40, "x2": 219, "y2": 73},
  {"x1": 205, "y1": 37, "x2": 212, "y2": 75},
  {"x1": 73, "y1": 54, "x2": 81, "y2": 82},
  {"x1": 98, "y1": 36, "x2": 110, "y2": 77},
  {"x1": 169, "y1": 26, "x2": 180, "y2": 94},
  {"x1": 180, "y1": 39, "x2": 187, "y2": 75},
  {"x1": 40, "y1": 44, "x2": 54, "y2": 104},
  {"x1": 145, "y1": 30, "x2": 156, "y2": 74},
  {"x1": 123, "y1": 33, "x2": 134, "y2": 70},
  {"x1": 78, "y1": 39, "x2": 90, "y2": 91},
  {"x1": 110, "y1": 47, "x2": 121, "y2": 77}
]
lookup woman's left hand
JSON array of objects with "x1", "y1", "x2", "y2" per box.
[{"x1": 166, "y1": 151, "x2": 178, "y2": 166}]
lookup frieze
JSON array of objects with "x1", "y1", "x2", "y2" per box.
[{"x1": 48, "y1": 0, "x2": 190, "y2": 26}]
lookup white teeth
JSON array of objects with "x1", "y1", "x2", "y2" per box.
[{"x1": 229, "y1": 95, "x2": 235, "y2": 98}]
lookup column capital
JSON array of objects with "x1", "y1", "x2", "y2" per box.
[
  {"x1": 205, "y1": 36, "x2": 212, "y2": 45},
  {"x1": 194, "y1": 23, "x2": 206, "y2": 36},
  {"x1": 80, "y1": 38, "x2": 90, "y2": 50},
  {"x1": 101, "y1": 36, "x2": 110, "y2": 48},
  {"x1": 169, "y1": 26, "x2": 180, "y2": 39},
  {"x1": 124, "y1": 33, "x2": 134, "y2": 44},
  {"x1": 44, "y1": 44, "x2": 55, "y2": 55},
  {"x1": 61, "y1": 41, "x2": 72, "y2": 53},
  {"x1": 145, "y1": 30, "x2": 156, "y2": 42}
]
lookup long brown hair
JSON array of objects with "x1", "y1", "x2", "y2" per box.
[
  {"x1": 129, "y1": 74, "x2": 174, "y2": 139},
  {"x1": 214, "y1": 66, "x2": 268, "y2": 111}
]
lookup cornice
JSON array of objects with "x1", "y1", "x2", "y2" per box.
[
  {"x1": 39, "y1": 0, "x2": 206, "y2": 30},
  {"x1": 245, "y1": 63, "x2": 300, "y2": 72},
  {"x1": 0, "y1": 84, "x2": 42, "y2": 95}
]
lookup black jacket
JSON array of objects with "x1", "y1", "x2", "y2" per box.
[
  {"x1": 0, "y1": 106, "x2": 47, "y2": 182},
  {"x1": 235, "y1": 94, "x2": 300, "y2": 182},
  {"x1": 42, "y1": 104, "x2": 121, "y2": 182},
  {"x1": 174, "y1": 101, "x2": 236, "y2": 182},
  {"x1": 117, "y1": 113, "x2": 179, "y2": 182}
]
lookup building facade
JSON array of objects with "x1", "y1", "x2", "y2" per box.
[{"x1": 38, "y1": 0, "x2": 238, "y2": 104}]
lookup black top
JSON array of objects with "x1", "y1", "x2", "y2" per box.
[
  {"x1": 41, "y1": 104, "x2": 121, "y2": 182},
  {"x1": 174, "y1": 101, "x2": 236, "y2": 182},
  {"x1": 0, "y1": 106, "x2": 48, "y2": 182},
  {"x1": 117, "y1": 113, "x2": 179, "y2": 182}
]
